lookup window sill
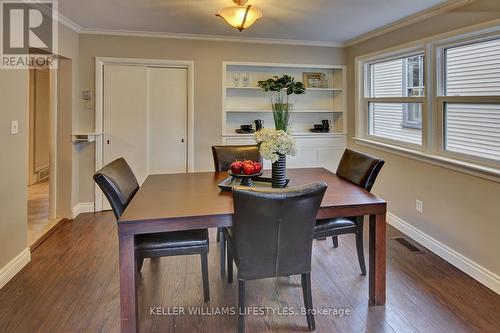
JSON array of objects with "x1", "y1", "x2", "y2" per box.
[{"x1": 353, "y1": 137, "x2": 500, "y2": 183}]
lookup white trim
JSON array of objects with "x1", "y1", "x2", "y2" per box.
[
  {"x1": 79, "y1": 28, "x2": 343, "y2": 48},
  {"x1": 55, "y1": 12, "x2": 82, "y2": 33},
  {"x1": 0, "y1": 249, "x2": 31, "y2": 289},
  {"x1": 94, "y1": 57, "x2": 195, "y2": 212},
  {"x1": 48, "y1": 69, "x2": 57, "y2": 220},
  {"x1": 354, "y1": 137, "x2": 500, "y2": 183},
  {"x1": 72, "y1": 202, "x2": 95, "y2": 219},
  {"x1": 387, "y1": 212, "x2": 500, "y2": 295},
  {"x1": 344, "y1": 0, "x2": 476, "y2": 47}
]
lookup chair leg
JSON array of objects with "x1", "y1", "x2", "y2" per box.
[
  {"x1": 216, "y1": 227, "x2": 221, "y2": 242},
  {"x1": 220, "y1": 230, "x2": 226, "y2": 279},
  {"x1": 136, "y1": 257, "x2": 144, "y2": 273},
  {"x1": 355, "y1": 232, "x2": 367, "y2": 276},
  {"x1": 227, "y1": 247, "x2": 233, "y2": 283},
  {"x1": 238, "y1": 280, "x2": 246, "y2": 333},
  {"x1": 332, "y1": 236, "x2": 339, "y2": 248},
  {"x1": 200, "y1": 253, "x2": 210, "y2": 303},
  {"x1": 301, "y1": 273, "x2": 315, "y2": 331}
]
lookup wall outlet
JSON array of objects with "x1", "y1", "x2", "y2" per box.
[
  {"x1": 416, "y1": 200, "x2": 423, "y2": 213},
  {"x1": 10, "y1": 120, "x2": 19, "y2": 135}
]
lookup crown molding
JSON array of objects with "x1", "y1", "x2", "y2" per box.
[
  {"x1": 78, "y1": 28, "x2": 344, "y2": 48},
  {"x1": 56, "y1": 12, "x2": 82, "y2": 33},
  {"x1": 344, "y1": 0, "x2": 477, "y2": 47}
]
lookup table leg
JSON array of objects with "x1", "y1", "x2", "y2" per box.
[
  {"x1": 369, "y1": 214, "x2": 386, "y2": 305},
  {"x1": 119, "y1": 234, "x2": 138, "y2": 332}
]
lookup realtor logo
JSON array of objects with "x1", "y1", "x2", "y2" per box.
[{"x1": 1, "y1": 0, "x2": 58, "y2": 68}]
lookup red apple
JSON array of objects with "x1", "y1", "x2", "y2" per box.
[
  {"x1": 253, "y1": 162, "x2": 262, "y2": 173},
  {"x1": 242, "y1": 163, "x2": 255, "y2": 175},
  {"x1": 230, "y1": 161, "x2": 243, "y2": 174}
]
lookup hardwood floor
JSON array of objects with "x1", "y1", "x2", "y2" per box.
[
  {"x1": 27, "y1": 180, "x2": 60, "y2": 247},
  {"x1": 0, "y1": 211, "x2": 499, "y2": 332}
]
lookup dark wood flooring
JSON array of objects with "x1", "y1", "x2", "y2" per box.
[{"x1": 0, "y1": 212, "x2": 499, "y2": 333}]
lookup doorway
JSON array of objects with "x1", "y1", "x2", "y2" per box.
[
  {"x1": 27, "y1": 57, "x2": 73, "y2": 248},
  {"x1": 27, "y1": 69, "x2": 56, "y2": 246},
  {"x1": 94, "y1": 58, "x2": 194, "y2": 211}
]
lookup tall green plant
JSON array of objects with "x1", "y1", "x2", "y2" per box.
[{"x1": 257, "y1": 75, "x2": 306, "y2": 132}]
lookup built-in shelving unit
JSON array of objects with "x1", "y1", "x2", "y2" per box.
[
  {"x1": 221, "y1": 61, "x2": 348, "y2": 172},
  {"x1": 222, "y1": 61, "x2": 347, "y2": 137}
]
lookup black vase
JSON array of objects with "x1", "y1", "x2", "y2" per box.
[{"x1": 272, "y1": 154, "x2": 287, "y2": 188}]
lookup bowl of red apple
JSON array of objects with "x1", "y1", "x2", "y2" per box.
[{"x1": 228, "y1": 160, "x2": 263, "y2": 187}]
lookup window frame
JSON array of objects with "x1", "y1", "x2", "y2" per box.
[
  {"x1": 435, "y1": 35, "x2": 500, "y2": 169},
  {"x1": 354, "y1": 23, "x2": 500, "y2": 181},
  {"x1": 359, "y1": 46, "x2": 428, "y2": 150}
]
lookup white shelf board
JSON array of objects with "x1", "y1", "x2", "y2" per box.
[
  {"x1": 225, "y1": 86, "x2": 342, "y2": 91},
  {"x1": 72, "y1": 132, "x2": 103, "y2": 143},
  {"x1": 222, "y1": 132, "x2": 346, "y2": 138},
  {"x1": 224, "y1": 109, "x2": 343, "y2": 113}
]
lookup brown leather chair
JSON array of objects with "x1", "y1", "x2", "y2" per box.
[
  {"x1": 313, "y1": 149, "x2": 384, "y2": 275},
  {"x1": 93, "y1": 158, "x2": 210, "y2": 302},
  {"x1": 226, "y1": 182, "x2": 327, "y2": 333},
  {"x1": 211, "y1": 145, "x2": 262, "y2": 277}
]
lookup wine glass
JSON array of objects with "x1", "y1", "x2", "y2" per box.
[
  {"x1": 232, "y1": 72, "x2": 241, "y2": 87},
  {"x1": 242, "y1": 72, "x2": 250, "y2": 87}
]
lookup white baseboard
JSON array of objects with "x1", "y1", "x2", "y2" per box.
[
  {"x1": 0, "y1": 248, "x2": 31, "y2": 289},
  {"x1": 72, "y1": 202, "x2": 95, "y2": 219},
  {"x1": 387, "y1": 212, "x2": 500, "y2": 295}
]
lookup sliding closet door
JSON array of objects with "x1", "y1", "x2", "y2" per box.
[
  {"x1": 147, "y1": 67, "x2": 187, "y2": 174},
  {"x1": 102, "y1": 64, "x2": 188, "y2": 210},
  {"x1": 103, "y1": 65, "x2": 149, "y2": 184}
]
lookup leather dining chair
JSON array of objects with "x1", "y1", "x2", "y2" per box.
[
  {"x1": 313, "y1": 149, "x2": 384, "y2": 275},
  {"x1": 225, "y1": 182, "x2": 327, "y2": 333},
  {"x1": 211, "y1": 145, "x2": 262, "y2": 276},
  {"x1": 93, "y1": 157, "x2": 210, "y2": 302}
]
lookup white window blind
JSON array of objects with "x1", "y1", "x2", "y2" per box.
[
  {"x1": 445, "y1": 103, "x2": 500, "y2": 161},
  {"x1": 445, "y1": 38, "x2": 500, "y2": 96}
]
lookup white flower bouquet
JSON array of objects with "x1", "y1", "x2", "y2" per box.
[{"x1": 254, "y1": 128, "x2": 297, "y2": 163}]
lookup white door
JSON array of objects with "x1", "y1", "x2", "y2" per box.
[
  {"x1": 102, "y1": 65, "x2": 188, "y2": 209},
  {"x1": 147, "y1": 67, "x2": 187, "y2": 174}
]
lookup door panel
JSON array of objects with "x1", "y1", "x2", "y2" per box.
[
  {"x1": 147, "y1": 67, "x2": 187, "y2": 174},
  {"x1": 104, "y1": 65, "x2": 149, "y2": 185}
]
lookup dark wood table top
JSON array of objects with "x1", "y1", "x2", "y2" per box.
[{"x1": 119, "y1": 168, "x2": 386, "y2": 226}]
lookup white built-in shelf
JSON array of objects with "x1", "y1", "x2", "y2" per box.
[
  {"x1": 222, "y1": 61, "x2": 347, "y2": 136},
  {"x1": 225, "y1": 108, "x2": 343, "y2": 113},
  {"x1": 72, "y1": 132, "x2": 103, "y2": 143},
  {"x1": 225, "y1": 86, "x2": 342, "y2": 91},
  {"x1": 222, "y1": 132, "x2": 346, "y2": 138}
]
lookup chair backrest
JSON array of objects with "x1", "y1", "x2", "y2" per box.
[
  {"x1": 93, "y1": 158, "x2": 139, "y2": 220},
  {"x1": 211, "y1": 145, "x2": 262, "y2": 172},
  {"x1": 336, "y1": 149, "x2": 385, "y2": 192},
  {"x1": 232, "y1": 182, "x2": 327, "y2": 280}
]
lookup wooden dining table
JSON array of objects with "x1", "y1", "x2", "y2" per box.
[{"x1": 117, "y1": 168, "x2": 387, "y2": 332}]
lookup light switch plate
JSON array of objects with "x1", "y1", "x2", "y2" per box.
[{"x1": 10, "y1": 120, "x2": 19, "y2": 134}]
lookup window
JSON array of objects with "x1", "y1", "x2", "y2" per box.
[
  {"x1": 364, "y1": 53, "x2": 425, "y2": 146},
  {"x1": 356, "y1": 27, "x2": 500, "y2": 178},
  {"x1": 440, "y1": 37, "x2": 500, "y2": 163}
]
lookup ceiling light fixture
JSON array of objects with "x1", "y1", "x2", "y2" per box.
[{"x1": 215, "y1": 0, "x2": 263, "y2": 32}]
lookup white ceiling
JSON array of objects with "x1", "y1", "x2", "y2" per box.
[{"x1": 59, "y1": 0, "x2": 449, "y2": 44}]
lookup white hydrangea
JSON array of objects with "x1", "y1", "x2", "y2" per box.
[{"x1": 254, "y1": 128, "x2": 297, "y2": 163}]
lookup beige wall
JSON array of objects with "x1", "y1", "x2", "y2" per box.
[
  {"x1": 0, "y1": 70, "x2": 29, "y2": 268},
  {"x1": 57, "y1": 24, "x2": 80, "y2": 210},
  {"x1": 346, "y1": 0, "x2": 500, "y2": 276},
  {"x1": 77, "y1": 36, "x2": 345, "y2": 202}
]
